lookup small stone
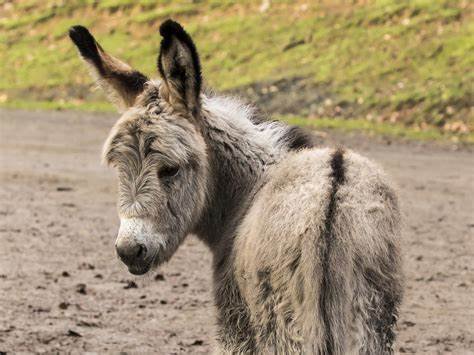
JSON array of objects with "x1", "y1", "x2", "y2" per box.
[
  {"x1": 123, "y1": 281, "x2": 138, "y2": 289},
  {"x1": 77, "y1": 320, "x2": 99, "y2": 327},
  {"x1": 76, "y1": 283, "x2": 87, "y2": 295},
  {"x1": 79, "y1": 262, "x2": 95, "y2": 270},
  {"x1": 154, "y1": 273, "x2": 165, "y2": 281},
  {"x1": 56, "y1": 186, "x2": 73, "y2": 192},
  {"x1": 66, "y1": 329, "x2": 82, "y2": 337}
]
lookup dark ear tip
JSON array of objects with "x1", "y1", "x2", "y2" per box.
[
  {"x1": 69, "y1": 25, "x2": 89, "y2": 34},
  {"x1": 159, "y1": 19, "x2": 185, "y2": 38},
  {"x1": 69, "y1": 25, "x2": 88, "y2": 40},
  {"x1": 69, "y1": 25, "x2": 101, "y2": 61},
  {"x1": 69, "y1": 25, "x2": 95, "y2": 46}
]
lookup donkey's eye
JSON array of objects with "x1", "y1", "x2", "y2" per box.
[{"x1": 158, "y1": 165, "x2": 180, "y2": 179}]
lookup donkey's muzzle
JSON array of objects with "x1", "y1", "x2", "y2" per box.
[
  {"x1": 115, "y1": 217, "x2": 158, "y2": 275},
  {"x1": 116, "y1": 240, "x2": 146, "y2": 263},
  {"x1": 115, "y1": 239, "x2": 148, "y2": 272}
]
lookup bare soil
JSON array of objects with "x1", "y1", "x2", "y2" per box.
[{"x1": 0, "y1": 109, "x2": 473, "y2": 354}]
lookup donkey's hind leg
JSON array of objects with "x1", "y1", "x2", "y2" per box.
[
  {"x1": 334, "y1": 150, "x2": 403, "y2": 354},
  {"x1": 350, "y1": 275, "x2": 401, "y2": 354}
]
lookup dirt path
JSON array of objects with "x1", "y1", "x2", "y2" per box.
[{"x1": 0, "y1": 109, "x2": 473, "y2": 354}]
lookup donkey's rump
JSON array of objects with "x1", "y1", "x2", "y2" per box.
[{"x1": 234, "y1": 147, "x2": 402, "y2": 353}]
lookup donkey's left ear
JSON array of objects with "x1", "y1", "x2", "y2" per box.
[
  {"x1": 158, "y1": 20, "x2": 202, "y2": 116},
  {"x1": 69, "y1": 25, "x2": 149, "y2": 111}
]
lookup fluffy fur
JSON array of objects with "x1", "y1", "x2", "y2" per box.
[{"x1": 70, "y1": 20, "x2": 403, "y2": 354}]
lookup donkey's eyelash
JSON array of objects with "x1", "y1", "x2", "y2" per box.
[
  {"x1": 158, "y1": 165, "x2": 180, "y2": 179},
  {"x1": 145, "y1": 147, "x2": 163, "y2": 157}
]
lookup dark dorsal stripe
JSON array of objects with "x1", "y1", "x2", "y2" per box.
[
  {"x1": 329, "y1": 148, "x2": 345, "y2": 185},
  {"x1": 319, "y1": 148, "x2": 345, "y2": 355}
]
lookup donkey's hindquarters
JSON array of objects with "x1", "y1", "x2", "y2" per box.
[{"x1": 231, "y1": 148, "x2": 403, "y2": 354}]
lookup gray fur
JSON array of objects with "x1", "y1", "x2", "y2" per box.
[{"x1": 70, "y1": 21, "x2": 403, "y2": 354}]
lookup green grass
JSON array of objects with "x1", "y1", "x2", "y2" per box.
[
  {"x1": 0, "y1": 0, "x2": 472, "y2": 139},
  {"x1": 282, "y1": 115, "x2": 474, "y2": 144},
  {"x1": 133, "y1": 4, "x2": 198, "y2": 24}
]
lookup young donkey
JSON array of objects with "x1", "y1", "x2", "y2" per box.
[{"x1": 70, "y1": 20, "x2": 403, "y2": 354}]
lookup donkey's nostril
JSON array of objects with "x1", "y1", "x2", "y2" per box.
[
  {"x1": 136, "y1": 244, "x2": 147, "y2": 259},
  {"x1": 116, "y1": 241, "x2": 147, "y2": 265}
]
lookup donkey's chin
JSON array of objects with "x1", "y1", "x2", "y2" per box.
[
  {"x1": 127, "y1": 263, "x2": 152, "y2": 275},
  {"x1": 126, "y1": 255, "x2": 156, "y2": 275}
]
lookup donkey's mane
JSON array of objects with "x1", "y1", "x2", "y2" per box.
[{"x1": 202, "y1": 93, "x2": 315, "y2": 153}]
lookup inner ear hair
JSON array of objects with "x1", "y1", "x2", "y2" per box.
[
  {"x1": 69, "y1": 25, "x2": 149, "y2": 109},
  {"x1": 157, "y1": 20, "x2": 202, "y2": 115}
]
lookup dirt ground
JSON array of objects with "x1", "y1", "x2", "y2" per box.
[{"x1": 0, "y1": 109, "x2": 473, "y2": 354}]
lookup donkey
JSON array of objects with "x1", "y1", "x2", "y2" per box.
[{"x1": 69, "y1": 20, "x2": 403, "y2": 354}]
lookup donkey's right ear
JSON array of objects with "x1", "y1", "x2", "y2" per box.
[
  {"x1": 157, "y1": 20, "x2": 202, "y2": 117},
  {"x1": 69, "y1": 26, "x2": 148, "y2": 110}
]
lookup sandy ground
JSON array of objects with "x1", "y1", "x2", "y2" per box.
[{"x1": 0, "y1": 109, "x2": 473, "y2": 354}]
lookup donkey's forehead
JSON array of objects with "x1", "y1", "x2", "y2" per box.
[
  {"x1": 114, "y1": 102, "x2": 194, "y2": 136},
  {"x1": 102, "y1": 96, "x2": 202, "y2": 166},
  {"x1": 136, "y1": 80, "x2": 163, "y2": 109},
  {"x1": 112, "y1": 80, "x2": 189, "y2": 134}
]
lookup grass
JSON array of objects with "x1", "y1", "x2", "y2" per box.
[
  {"x1": 0, "y1": 0, "x2": 472, "y2": 139},
  {"x1": 282, "y1": 115, "x2": 474, "y2": 144}
]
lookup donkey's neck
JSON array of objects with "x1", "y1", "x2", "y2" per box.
[{"x1": 193, "y1": 96, "x2": 286, "y2": 251}]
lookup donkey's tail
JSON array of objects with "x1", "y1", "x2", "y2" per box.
[
  {"x1": 301, "y1": 149, "x2": 403, "y2": 354},
  {"x1": 315, "y1": 148, "x2": 352, "y2": 354},
  {"x1": 297, "y1": 148, "x2": 353, "y2": 354}
]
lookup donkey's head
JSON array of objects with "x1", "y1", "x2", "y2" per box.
[{"x1": 70, "y1": 21, "x2": 208, "y2": 275}]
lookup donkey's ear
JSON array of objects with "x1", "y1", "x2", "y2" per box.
[
  {"x1": 157, "y1": 20, "x2": 202, "y2": 116},
  {"x1": 69, "y1": 26, "x2": 148, "y2": 110}
]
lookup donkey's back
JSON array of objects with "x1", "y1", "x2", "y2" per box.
[{"x1": 233, "y1": 147, "x2": 403, "y2": 354}]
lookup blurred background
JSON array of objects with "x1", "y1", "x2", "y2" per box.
[
  {"x1": 0, "y1": 0, "x2": 472, "y2": 141},
  {"x1": 0, "y1": 1, "x2": 473, "y2": 353}
]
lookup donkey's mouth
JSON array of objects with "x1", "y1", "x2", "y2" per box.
[
  {"x1": 127, "y1": 262, "x2": 152, "y2": 275},
  {"x1": 126, "y1": 256, "x2": 155, "y2": 275}
]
